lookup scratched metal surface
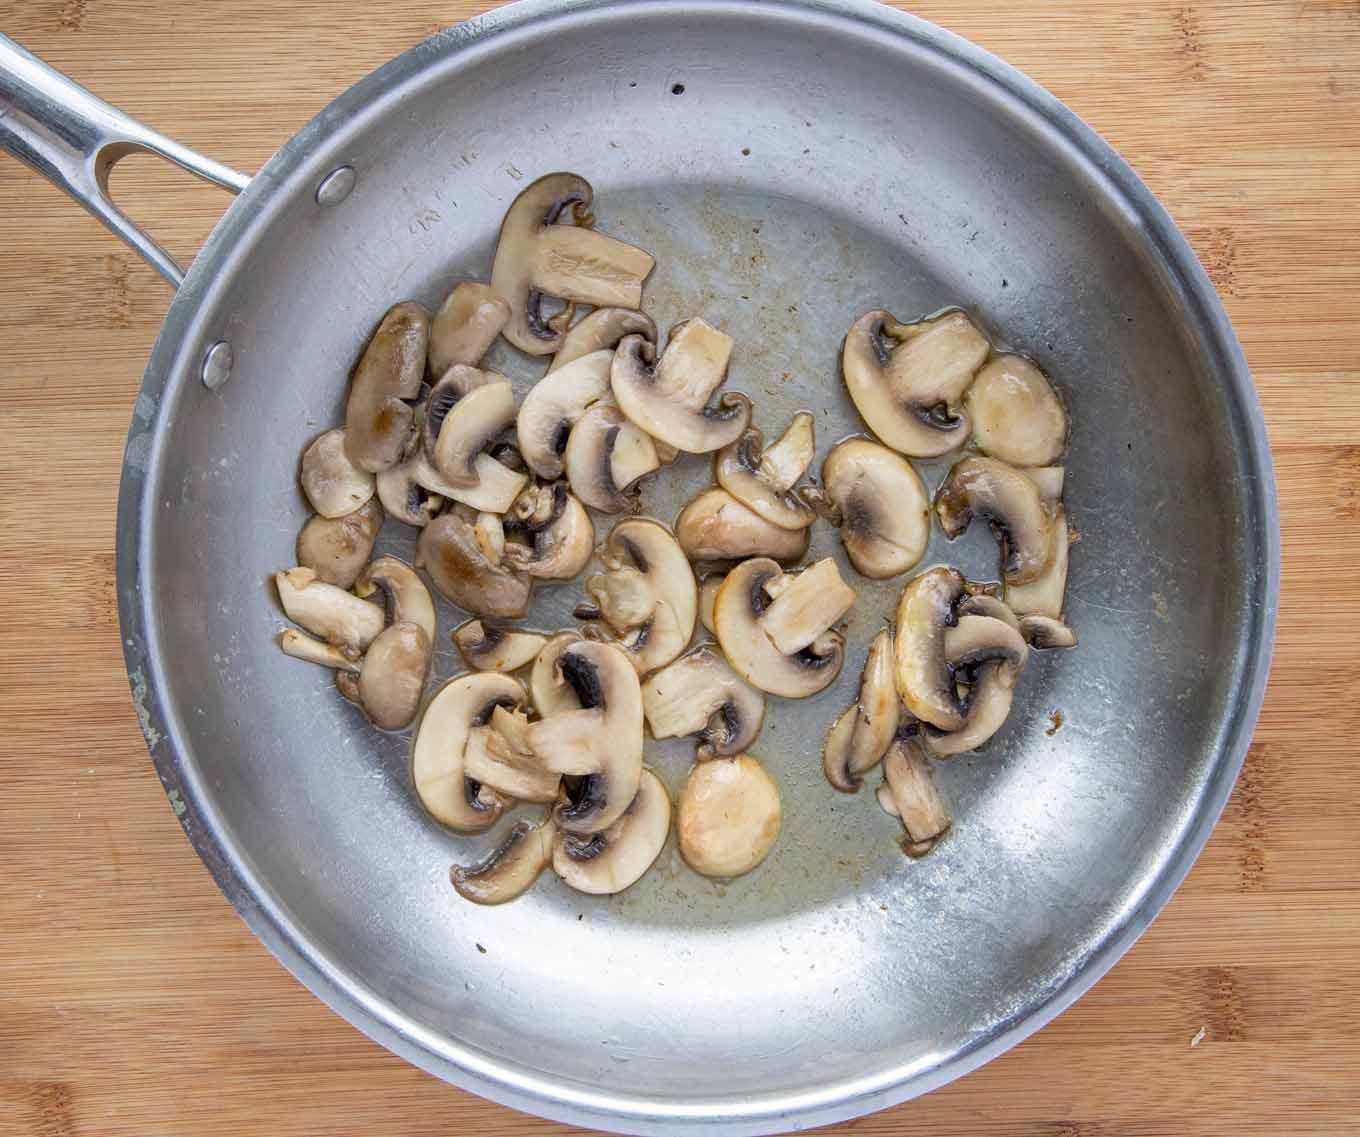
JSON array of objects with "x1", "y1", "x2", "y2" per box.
[{"x1": 113, "y1": 1, "x2": 1275, "y2": 1133}]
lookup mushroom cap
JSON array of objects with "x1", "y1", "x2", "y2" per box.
[
  {"x1": 344, "y1": 301, "x2": 429, "y2": 473},
  {"x1": 893, "y1": 567, "x2": 967, "y2": 730},
  {"x1": 677, "y1": 754, "x2": 782, "y2": 879},
  {"x1": 820, "y1": 438, "x2": 930, "y2": 579},
  {"x1": 1019, "y1": 614, "x2": 1078, "y2": 650},
  {"x1": 415, "y1": 510, "x2": 532, "y2": 619},
  {"x1": 428, "y1": 282, "x2": 510, "y2": 377},
  {"x1": 714, "y1": 414, "x2": 818, "y2": 530},
  {"x1": 432, "y1": 376, "x2": 518, "y2": 488},
  {"x1": 563, "y1": 399, "x2": 659, "y2": 513},
  {"x1": 548, "y1": 307, "x2": 657, "y2": 373},
  {"x1": 697, "y1": 573, "x2": 724, "y2": 635},
  {"x1": 956, "y1": 592, "x2": 1021, "y2": 630},
  {"x1": 923, "y1": 659, "x2": 1018, "y2": 756},
  {"x1": 944, "y1": 613, "x2": 1029, "y2": 672},
  {"x1": 357, "y1": 620, "x2": 432, "y2": 730},
  {"x1": 936, "y1": 457, "x2": 1054, "y2": 585},
  {"x1": 451, "y1": 815, "x2": 556, "y2": 906},
  {"x1": 355, "y1": 555, "x2": 437, "y2": 642},
  {"x1": 524, "y1": 640, "x2": 644, "y2": 835},
  {"x1": 674, "y1": 488, "x2": 810, "y2": 564},
  {"x1": 375, "y1": 458, "x2": 444, "y2": 527},
  {"x1": 517, "y1": 350, "x2": 613, "y2": 479},
  {"x1": 883, "y1": 735, "x2": 951, "y2": 854},
  {"x1": 275, "y1": 566, "x2": 385, "y2": 650},
  {"x1": 296, "y1": 497, "x2": 384, "y2": 589},
  {"x1": 1005, "y1": 505, "x2": 1070, "y2": 619},
  {"x1": 504, "y1": 485, "x2": 595, "y2": 580},
  {"x1": 412, "y1": 672, "x2": 525, "y2": 832},
  {"x1": 552, "y1": 768, "x2": 670, "y2": 895},
  {"x1": 841, "y1": 309, "x2": 988, "y2": 458},
  {"x1": 641, "y1": 644, "x2": 766, "y2": 758},
  {"x1": 529, "y1": 631, "x2": 585, "y2": 716},
  {"x1": 822, "y1": 628, "x2": 899, "y2": 791},
  {"x1": 712, "y1": 558, "x2": 846, "y2": 699},
  {"x1": 453, "y1": 620, "x2": 549, "y2": 672},
  {"x1": 300, "y1": 428, "x2": 376, "y2": 518},
  {"x1": 965, "y1": 353, "x2": 1068, "y2": 467},
  {"x1": 610, "y1": 323, "x2": 752, "y2": 454}
]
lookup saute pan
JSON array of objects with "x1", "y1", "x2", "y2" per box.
[{"x1": 0, "y1": 2, "x2": 1278, "y2": 1133}]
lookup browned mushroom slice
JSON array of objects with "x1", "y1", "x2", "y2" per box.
[
  {"x1": 882, "y1": 735, "x2": 951, "y2": 856},
  {"x1": 451, "y1": 814, "x2": 556, "y2": 906},
  {"x1": 344, "y1": 301, "x2": 429, "y2": 473},
  {"x1": 503, "y1": 484, "x2": 595, "y2": 580},
  {"x1": 1019, "y1": 614, "x2": 1078, "y2": 649},
  {"x1": 822, "y1": 629, "x2": 900, "y2": 792},
  {"x1": 675, "y1": 488, "x2": 810, "y2": 564},
  {"x1": 1006, "y1": 504, "x2": 1071, "y2": 619},
  {"x1": 641, "y1": 644, "x2": 765, "y2": 758},
  {"x1": 553, "y1": 768, "x2": 670, "y2": 895},
  {"x1": 517, "y1": 350, "x2": 614, "y2": 479},
  {"x1": 965, "y1": 354, "x2": 1068, "y2": 467},
  {"x1": 453, "y1": 620, "x2": 549, "y2": 672},
  {"x1": 817, "y1": 438, "x2": 929, "y2": 580},
  {"x1": 274, "y1": 567, "x2": 385, "y2": 650},
  {"x1": 432, "y1": 375, "x2": 518, "y2": 488},
  {"x1": 714, "y1": 413, "x2": 817, "y2": 530},
  {"x1": 354, "y1": 620, "x2": 432, "y2": 730},
  {"x1": 463, "y1": 705, "x2": 562, "y2": 803},
  {"x1": 923, "y1": 613, "x2": 1028, "y2": 756},
  {"x1": 296, "y1": 497, "x2": 384, "y2": 589},
  {"x1": 415, "y1": 507, "x2": 532, "y2": 619},
  {"x1": 893, "y1": 567, "x2": 967, "y2": 731},
  {"x1": 548, "y1": 307, "x2": 657, "y2": 373},
  {"x1": 300, "y1": 428, "x2": 376, "y2": 518},
  {"x1": 936, "y1": 457, "x2": 1054, "y2": 586},
  {"x1": 563, "y1": 399, "x2": 660, "y2": 513},
  {"x1": 428, "y1": 282, "x2": 510, "y2": 376}
]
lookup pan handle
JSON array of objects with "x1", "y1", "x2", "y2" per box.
[{"x1": 0, "y1": 33, "x2": 249, "y2": 289}]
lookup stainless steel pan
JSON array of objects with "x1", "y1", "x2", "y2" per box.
[{"x1": 0, "y1": 2, "x2": 1279, "y2": 1133}]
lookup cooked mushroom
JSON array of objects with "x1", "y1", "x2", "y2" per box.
[
  {"x1": 548, "y1": 307, "x2": 656, "y2": 373},
  {"x1": 936, "y1": 457, "x2": 1054, "y2": 586},
  {"x1": 1019, "y1": 614, "x2": 1078, "y2": 649},
  {"x1": 758, "y1": 557, "x2": 857, "y2": 656},
  {"x1": 553, "y1": 768, "x2": 670, "y2": 895},
  {"x1": 816, "y1": 439, "x2": 929, "y2": 579},
  {"x1": 841, "y1": 309, "x2": 989, "y2": 457},
  {"x1": 883, "y1": 735, "x2": 951, "y2": 856},
  {"x1": 529, "y1": 631, "x2": 585, "y2": 716},
  {"x1": 463, "y1": 705, "x2": 561, "y2": 802},
  {"x1": 353, "y1": 619, "x2": 431, "y2": 730},
  {"x1": 610, "y1": 319, "x2": 753, "y2": 453},
  {"x1": 1022, "y1": 465, "x2": 1066, "y2": 502},
  {"x1": 391, "y1": 443, "x2": 526, "y2": 517},
  {"x1": 524, "y1": 640, "x2": 644, "y2": 834},
  {"x1": 431, "y1": 372, "x2": 518, "y2": 488},
  {"x1": 893, "y1": 567, "x2": 967, "y2": 730},
  {"x1": 274, "y1": 567, "x2": 385, "y2": 649},
  {"x1": 277, "y1": 628, "x2": 361, "y2": 671},
  {"x1": 344, "y1": 301, "x2": 429, "y2": 473},
  {"x1": 375, "y1": 458, "x2": 444, "y2": 527},
  {"x1": 965, "y1": 354, "x2": 1068, "y2": 467},
  {"x1": 822, "y1": 629, "x2": 900, "y2": 792},
  {"x1": 714, "y1": 413, "x2": 817, "y2": 530},
  {"x1": 674, "y1": 488, "x2": 810, "y2": 564},
  {"x1": 956, "y1": 591, "x2": 1021, "y2": 630},
  {"x1": 415, "y1": 507, "x2": 532, "y2": 618},
  {"x1": 354, "y1": 556, "x2": 437, "y2": 642},
  {"x1": 412, "y1": 672, "x2": 523, "y2": 831},
  {"x1": 945, "y1": 612, "x2": 1028, "y2": 673},
  {"x1": 712, "y1": 557, "x2": 847, "y2": 698},
  {"x1": 641, "y1": 644, "x2": 765, "y2": 758},
  {"x1": 502, "y1": 483, "x2": 595, "y2": 580},
  {"x1": 453, "y1": 620, "x2": 549, "y2": 672},
  {"x1": 922, "y1": 614, "x2": 1028, "y2": 756},
  {"x1": 563, "y1": 399, "x2": 660, "y2": 513},
  {"x1": 295, "y1": 497, "x2": 384, "y2": 589},
  {"x1": 300, "y1": 428, "x2": 376, "y2": 518},
  {"x1": 428, "y1": 282, "x2": 510, "y2": 377},
  {"x1": 490, "y1": 172, "x2": 655, "y2": 355},
  {"x1": 451, "y1": 814, "x2": 556, "y2": 906},
  {"x1": 577, "y1": 519, "x2": 697, "y2": 676},
  {"x1": 677, "y1": 754, "x2": 782, "y2": 878},
  {"x1": 697, "y1": 573, "x2": 724, "y2": 635},
  {"x1": 1006, "y1": 505, "x2": 1071, "y2": 619},
  {"x1": 517, "y1": 350, "x2": 613, "y2": 478}
]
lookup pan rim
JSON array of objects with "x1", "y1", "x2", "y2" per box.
[{"x1": 114, "y1": 1, "x2": 1280, "y2": 1132}]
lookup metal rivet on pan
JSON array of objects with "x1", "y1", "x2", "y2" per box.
[
  {"x1": 201, "y1": 341, "x2": 233, "y2": 390},
  {"x1": 315, "y1": 165, "x2": 357, "y2": 207}
]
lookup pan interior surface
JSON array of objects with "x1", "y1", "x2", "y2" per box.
[{"x1": 128, "y1": 2, "x2": 1270, "y2": 1130}]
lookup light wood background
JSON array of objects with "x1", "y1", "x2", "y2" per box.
[{"x1": 1, "y1": 1, "x2": 1357, "y2": 1134}]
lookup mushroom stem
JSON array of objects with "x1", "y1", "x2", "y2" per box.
[
  {"x1": 277, "y1": 629, "x2": 362, "y2": 672},
  {"x1": 883, "y1": 736, "x2": 951, "y2": 857}
]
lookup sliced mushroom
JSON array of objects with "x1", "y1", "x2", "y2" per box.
[
  {"x1": 421, "y1": 360, "x2": 485, "y2": 462},
  {"x1": 1019, "y1": 614, "x2": 1078, "y2": 649},
  {"x1": 529, "y1": 631, "x2": 585, "y2": 716},
  {"x1": 578, "y1": 519, "x2": 697, "y2": 676},
  {"x1": 549, "y1": 307, "x2": 656, "y2": 373},
  {"x1": 454, "y1": 620, "x2": 549, "y2": 672},
  {"x1": 936, "y1": 457, "x2": 1054, "y2": 586},
  {"x1": 1005, "y1": 506, "x2": 1071, "y2": 619},
  {"x1": 491, "y1": 173, "x2": 655, "y2": 355},
  {"x1": 883, "y1": 735, "x2": 951, "y2": 856},
  {"x1": 355, "y1": 619, "x2": 432, "y2": 730},
  {"x1": 503, "y1": 483, "x2": 595, "y2": 580},
  {"x1": 415, "y1": 508, "x2": 531, "y2": 618},
  {"x1": 428, "y1": 282, "x2": 510, "y2": 377},
  {"x1": 300, "y1": 428, "x2": 376, "y2": 518},
  {"x1": 822, "y1": 629, "x2": 900, "y2": 792},
  {"x1": 354, "y1": 556, "x2": 437, "y2": 642},
  {"x1": 893, "y1": 567, "x2": 967, "y2": 730},
  {"x1": 463, "y1": 705, "x2": 562, "y2": 802},
  {"x1": 275, "y1": 567, "x2": 385, "y2": 649},
  {"x1": 945, "y1": 613, "x2": 1028, "y2": 673},
  {"x1": 517, "y1": 350, "x2": 613, "y2": 478},
  {"x1": 451, "y1": 814, "x2": 556, "y2": 906},
  {"x1": 375, "y1": 458, "x2": 444, "y2": 527},
  {"x1": 563, "y1": 399, "x2": 659, "y2": 513},
  {"x1": 714, "y1": 413, "x2": 817, "y2": 530},
  {"x1": 674, "y1": 488, "x2": 810, "y2": 564},
  {"x1": 432, "y1": 374, "x2": 518, "y2": 488},
  {"x1": 396, "y1": 445, "x2": 526, "y2": 517},
  {"x1": 712, "y1": 557, "x2": 846, "y2": 698},
  {"x1": 610, "y1": 320, "x2": 752, "y2": 453},
  {"x1": 412, "y1": 672, "x2": 523, "y2": 832},
  {"x1": 277, "y1": 628, "x2": 361, "y2": 671},
  {"x1": 1022, "y1": 465, "x2": 1066, "y2": 502},
  {"x1": 817, "y1": 439, "x2": 929, "y2": 579},
  {"x1": 698, "y1": 574, "x2": 724, "y2": 635},
  {"x1": 296, "y1": 497, "x2": 384, "y2": 589},
  {"x1": 757, "y1": 557, "x2": 857, "y2": 656},
  {"x1": 842, "y1": 309, "x2": 989, "y2": 457},
  {"x1": 677, "y1": 754, "x2": 782, "y2": 878},
  {"x1": 956, "y1": 591, "x2": 1021, "y2": 630},
  {"x1": 965, "y1": 354, "x2": 1068, "y2": 467},
  {"x1": 922, "y1": 614, "x2": 1028, "y2": 755},
  {"x1": 344, "y1": 301, "x2": 429, "y2": 473},
  {"x1": 553, "y1": 768, "x2": 670, "y2": 895},
  {"x1": 524, "y1": 640, "x2": 644, "y2": 834},
  {"x1": 641, "y1": 644, "x2": 765, "y2": 758}
]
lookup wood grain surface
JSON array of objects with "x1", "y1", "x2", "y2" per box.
[{"x1": 1, "y1": 1, "x2": 1357, "y2": 1134}]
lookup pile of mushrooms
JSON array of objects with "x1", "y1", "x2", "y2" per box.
[{"x1": 271, "y1": 169, "x2": 1079, "y2": 907}]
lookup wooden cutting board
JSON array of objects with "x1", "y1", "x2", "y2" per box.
[{"x1": 1, "y1": 2, "x2": 1356, "y2": 1134}]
